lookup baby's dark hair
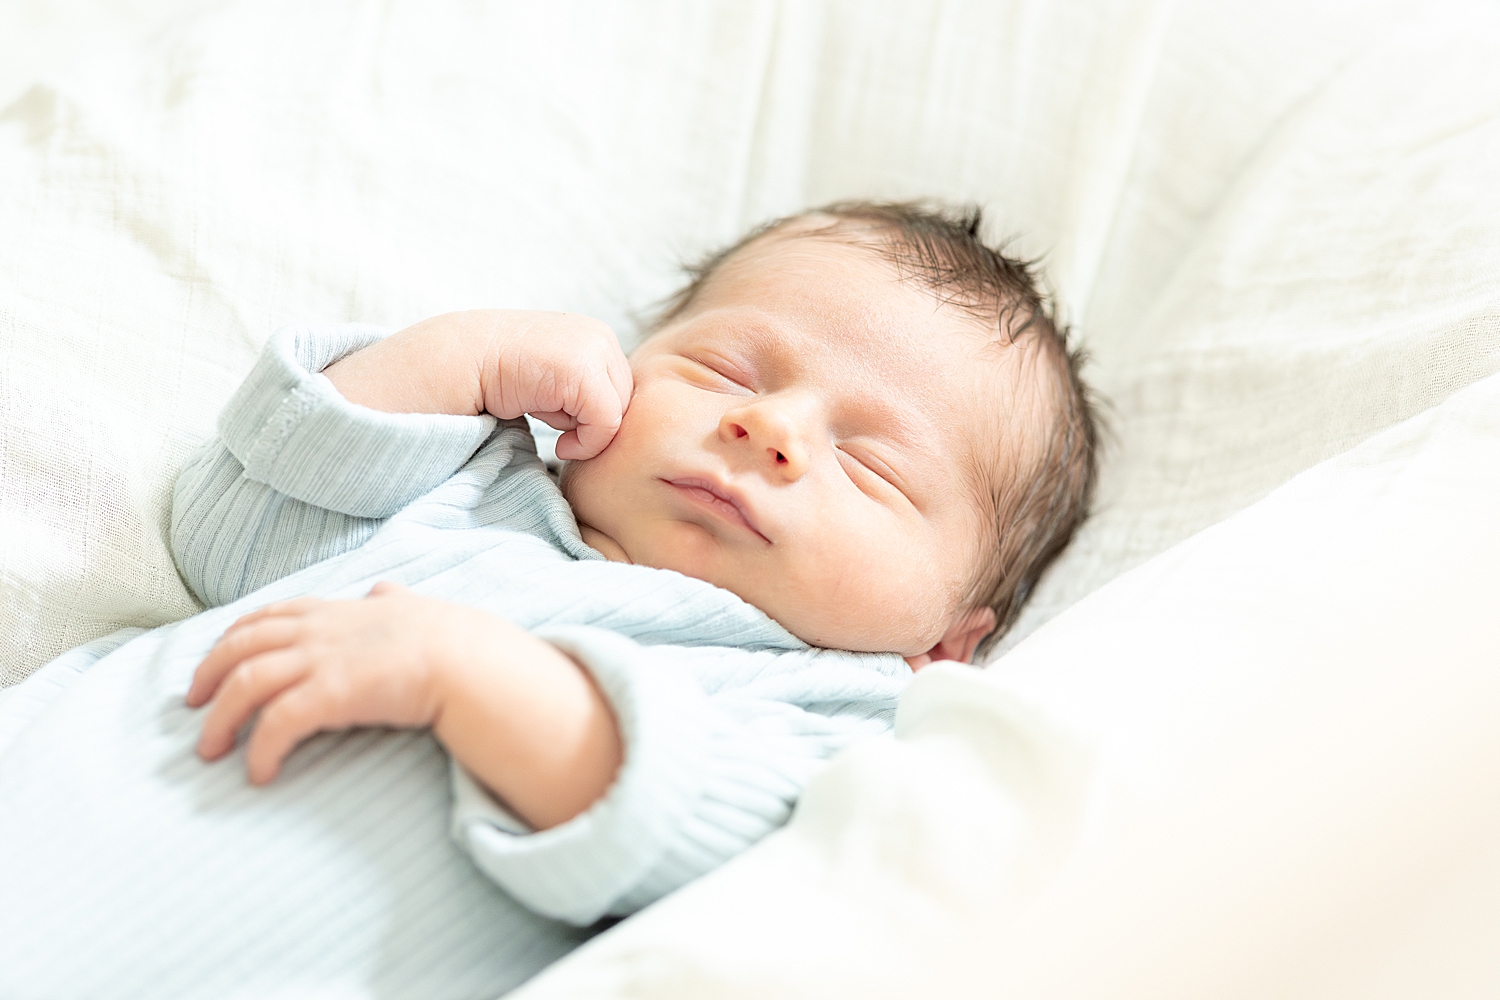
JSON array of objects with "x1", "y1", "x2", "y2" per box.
[{"x1": 653, "y1": 200, "x2": 1101, "y2": 658}]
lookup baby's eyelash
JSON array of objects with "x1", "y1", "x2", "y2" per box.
[
  {"x1": 689, "y1": 355, "x2": 750, "y2": 389},
  {"x1": 837, "y1": 447, "x2": 905, "y2": 498}
]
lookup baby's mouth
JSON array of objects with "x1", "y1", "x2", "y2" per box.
[{"x1": 661, "y1": 477, "x2": 771, "y2": 544}]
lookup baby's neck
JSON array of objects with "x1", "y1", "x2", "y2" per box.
[{"x1": 578, "y1": 523, "x2": 631, "y2": 564}]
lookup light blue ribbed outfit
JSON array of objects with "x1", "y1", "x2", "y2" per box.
[{"x1": 0, "y1": 325, "x2": 909, "y2": 999}]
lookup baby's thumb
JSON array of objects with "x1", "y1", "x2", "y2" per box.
[
  {"x1": 557, "y1": 387, "x2": 626, "y2": 460},
  {"x1": 555, "y1": 426, "x2": 610, "y2": 461}
]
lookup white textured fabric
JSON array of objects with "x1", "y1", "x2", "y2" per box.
[
  {"x1": 512, "y1": 368, "x2": 1500, "y2": 1000},
  {"x1": 0, "y1": 324, "x2": 906, "y2": 996},
  {"x1": 6, "y1": 0, "x2": 1499, "y2": 683}
]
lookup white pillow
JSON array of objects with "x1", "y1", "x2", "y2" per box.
[{"x1": 511, "y1": 368, "x2": 1500, "y2": 1000}]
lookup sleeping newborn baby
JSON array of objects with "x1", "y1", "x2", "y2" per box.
[{"x1": 0, "y1": 201, "x2": 1097, "y2": 998}]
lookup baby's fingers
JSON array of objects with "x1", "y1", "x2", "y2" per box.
[
  {"x1": 529, "y1": 409, "x2": 577, "y2": 433},
  {"x1": 196, "y1": 650, "x2": 309, "y2": 761},
  {"x1": 557, "y1": 381, "x2": 629, "y2": 460},
  {"x1": 554, "y1": 428, "x2": 599, "y2": 461},
  {"x1": 605, "y1": 345, "x2": 633, "y2": 417},
  {"x1": 225, "y1": 597, "x2": 326, "y2": 632},
  {"x1": 188, "y1": 615, "x2": 305, "y2": 707},
  {"x1": 243, "y1": 683, "x2": 337, "y2": 785},
  {"x1": 556, "y1": 341, "x2": 633, "y2": 460}
]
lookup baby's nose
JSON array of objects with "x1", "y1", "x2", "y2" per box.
[{"x1": 720, "y1": 404, "x2": 811, "y2": 482}]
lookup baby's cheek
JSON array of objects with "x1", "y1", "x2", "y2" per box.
[
  {"x1": 868, "y1": 541, "x2": 958, "y2": 644},
  {"x1": 797, "y1": 552, "x2": 938, "y2": 652}
]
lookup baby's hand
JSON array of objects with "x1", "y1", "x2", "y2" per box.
[
  {"x1": 188, "y1": 582, "x2": 623, "y2": 825},
  {"x1": 472, "y1": 310, "x2": 633, "y2": 460},
  {"x1": 187, "y1": 581, "x2": 472, "y2": 784},
  {"x1": 322, "y1": 309, "x2": 633, "y2": 460}
]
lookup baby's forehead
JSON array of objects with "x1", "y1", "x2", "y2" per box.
[
  {"x1": 708, "y1": 227, "x2": 1016, "y2": 344},
  {"x1": 707, "y1": 224, "x2": 899, "y2": 291},
  {"x1": 701, "y1": 231, "x2": 996, "y2": 337}
]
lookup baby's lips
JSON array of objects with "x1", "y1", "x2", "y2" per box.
[{"x1": 664, "y1": 476, "x2": 772, "y2": 543}]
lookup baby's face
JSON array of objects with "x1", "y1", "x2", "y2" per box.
[{"x1": 562, "y1": 234, "x2": 1003, "y2": 661}]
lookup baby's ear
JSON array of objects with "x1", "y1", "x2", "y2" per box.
[{"x1": 904, "y1": 607, "x2": 997, "y2": 670}]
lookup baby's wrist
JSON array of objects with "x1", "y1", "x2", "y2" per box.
[
  {"x1": 424, "y1": 613, "x2": 492, "y2": 726},
  {"x1": 425, "y1": 617, "x2": 623, "y2": 830},
  {"x1": 323, "y1": 313, "x2": 491, "y2": 416}
]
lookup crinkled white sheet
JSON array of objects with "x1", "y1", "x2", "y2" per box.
[{"x1": 5, "y1": 0, "x2": 1497, "y2": 682}]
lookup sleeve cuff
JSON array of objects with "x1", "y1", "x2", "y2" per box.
[
  {"x1": 448, "y1": 626, "x2": 713, "y2": 926},
  {"x1": 218, "y1": 324, "x2": 499, "y2": 518}
]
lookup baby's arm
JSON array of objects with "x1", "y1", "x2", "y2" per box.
[
  {"x1": 323, "y1": 310, "x2": 632, "y2": 459},
  {"x1": 173, "y1": 312, "x2": 629, "y2": 606},
  {"x1": 189, "y1": 581, "x2": 907, "y2": 923},
  {"x1": 188, "y1": 581, "x2": 621, "y2": 829},
  {"x1": 189, "y1": 585, "x2": 907, "y2": 924}
]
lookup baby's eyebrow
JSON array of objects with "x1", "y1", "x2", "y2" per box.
[
  {"x1": 721, "y1": 318, "x2": 799, "y2": 368},
  {"x1": 837, "y1": 401, "x2": 947, "y2": 491},
  {"x1": 691, "y1": 320, "x2": 818, "y2": 390},
  {"x1": 838, "y1": 370, "x2": 944, "y2": 445}
]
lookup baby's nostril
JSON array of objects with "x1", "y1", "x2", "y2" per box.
[
  {"x1": 775, "y1": 451, "x2": 786, "y2": 464},
  {"x1": 734, "y1": 425, "x2": 748, "y2": 439}
]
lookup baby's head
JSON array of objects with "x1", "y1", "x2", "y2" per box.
[{"x1": 563, "y1": 201, "x2": 1098, "y2": 665}]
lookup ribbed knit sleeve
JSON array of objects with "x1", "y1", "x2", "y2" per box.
[
  {"x1": 171, "y1": 325, "x2": 498, "y2": 606},
  {"x1": 219, "y1": 324, "x2": 498, "y2": 515},
  {"x1": 448, "y1": 625, "x2": 908, "y2": 926}
]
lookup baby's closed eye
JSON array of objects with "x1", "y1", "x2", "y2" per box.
[
  {"x1": 685, "y1": 352, "x2": 755, "y2": 392},
  {"x1": 836, "y1": 445, "x2": 909, "y2": 502}
]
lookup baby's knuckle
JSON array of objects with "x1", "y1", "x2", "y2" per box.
[
  {"x1": 226, "y1": 661, "x2": 257, "y2": 693},
  {"x1": 317, "y1": 671, "x2": 353, "y2": 709},
  {"x1": 260, "y1": 698, "x2": 301, "y2": 732}
]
